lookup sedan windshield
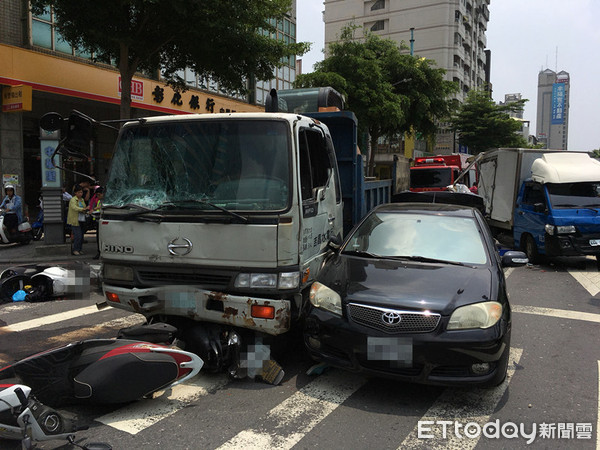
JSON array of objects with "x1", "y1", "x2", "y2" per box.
[
  {"x1": 104, "y1": 119, "x2": 290, "y2": 211},
  {"x1": 343, "y1": 212, "x2": 488, "y2": 265}
]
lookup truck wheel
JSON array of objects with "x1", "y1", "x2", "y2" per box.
[{"x1": 523, "y1": 235, "x2": 539, "y2": 264}]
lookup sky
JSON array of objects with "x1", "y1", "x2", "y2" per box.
[{"x1": 296, "y1": 0, "x2": 600, "y2": 151}]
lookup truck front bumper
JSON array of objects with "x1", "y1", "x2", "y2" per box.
[
  {"x1": 103, "y1": 284, "x2": 291, "y2": 335},
  {"x1": 545, "y1": 233, "x2": 600, "y2": 257}
]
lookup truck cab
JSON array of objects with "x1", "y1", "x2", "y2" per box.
[
  {"x1": 409, "y1": 154, "x2": 477, "y2": 192},
  {"x1": 101, "y1": 113, "x2": 343, "y2": 337},
  {"x1": 513, "y1": 153, "x2": 600, "y2": 262}
]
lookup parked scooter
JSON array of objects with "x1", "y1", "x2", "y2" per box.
[
  {"x1": 31, "y1": 208, "x2": 43, "y2": 241},
  {"x1": 0, "y1": 384, "x2": 111, "y2": 449},
  {"x1": 0, "y1": 209, "x2": 33, "y2": 245},
  {"x1": 0, "y1": 338, "x2": 204, "y2": 406}
]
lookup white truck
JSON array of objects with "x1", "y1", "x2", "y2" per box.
[
  {"x1": 86, "y1": 88, "x2": 393, "y2": 373},
  {"x1": 478, "y1": 148, "x2": 600, "y2": 263}
]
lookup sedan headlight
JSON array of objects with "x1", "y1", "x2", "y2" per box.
[
  {"x1": 447, "y1": 301, "x2": 502, "y2": 330},
  {"x1": 103, "y1": 264, "x2": 134, "y2": 282},
  {"x1": 234, "y1": 271, "x2": 299, "y2": 289},
  {"x1": 309, "y1": 282, "x2": 342, "y2": 316}
]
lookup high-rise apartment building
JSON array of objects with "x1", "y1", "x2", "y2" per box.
[
  {"x1": 536, "y1": 69, "x2": 569, "y2": 150},
  {"x1": 324, "y1": 0, "x2": 491, "y2": 154}
]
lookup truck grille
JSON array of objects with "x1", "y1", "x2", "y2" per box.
[
  {"x1": 137, "y1": 270, "x2": 231, "y2": 287},
  {"x1": 347, "y1": 303, "x2": 441, "y2": 333}
]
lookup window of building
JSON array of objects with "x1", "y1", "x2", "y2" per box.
[
  {"x1": 370, "y1": 20, "x2": 384, "y2": 32},
  {"x1": 371, "y1": 0, "x2": 385, "y2": 11},
  {"x1": 31, "y1": 7, "x2": 82, "y2": 57}
]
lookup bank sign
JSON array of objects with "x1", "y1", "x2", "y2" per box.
[{"x1": 551, "y1": 83, "x2": 565, "y2": 125}]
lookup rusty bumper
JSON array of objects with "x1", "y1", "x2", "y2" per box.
[{"x1": 102, "y1": 284, "x2": 292, "y2": 335}]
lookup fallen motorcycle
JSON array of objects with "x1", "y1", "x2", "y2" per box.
[
  {"x1": 0, "y1": 338, "x2": 203, "y2": 406},
  {"x1": 0, "y1": 383, "x2": 111, "y2": 449}
]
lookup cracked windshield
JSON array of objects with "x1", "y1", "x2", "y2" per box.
[{"x1": 104, "y1": 119, "x2": 290, "y2": 211}]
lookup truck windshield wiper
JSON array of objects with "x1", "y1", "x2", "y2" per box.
[
  {"x1": 341, "y1": 250, "x2": 383, "y2": 258},
  {"x1": 167, "y1": 199, "x2": 248, "y2": 223},
  {"x1": 386, "y1": 255, "x2": 467, "y2": 266}
]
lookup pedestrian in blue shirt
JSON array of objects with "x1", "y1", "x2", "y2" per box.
[{"x1": 0, "y1": 184, "x2": 23, "y2": 234}]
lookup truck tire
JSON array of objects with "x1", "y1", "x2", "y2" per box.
[{"x1": 522, "y1": 234, "x2": 539, "y2": 264}]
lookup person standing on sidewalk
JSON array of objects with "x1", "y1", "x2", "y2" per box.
[{"x1": 67, "y1": 185, "x2": 88, "y2": 256}]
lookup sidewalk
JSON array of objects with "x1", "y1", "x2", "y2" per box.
[{"x1": 0, "y1": 232, "x2": 99, "y2": 265}]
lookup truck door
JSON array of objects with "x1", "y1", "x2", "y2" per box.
[
  {"x1": 298, "y1": 127, "x2": 342, "y2": 278},
  {"x1": 514, "y1": 181, "x2": 548, "y2": 253}
]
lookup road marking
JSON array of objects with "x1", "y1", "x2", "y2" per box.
[
  {"x1": 96, "y1": 374, "x2": 229, "y2": 434},
  {"x1": 512, "y1": 305, "x2": 600, "y2": 324},
  {"x1": 216, "y1": 370, "x2": 366, "y2": 450},
  {"x1": 503, "y1": 267, "x2": 514, "y2": 279},
  {"x1": 45, "y1": 315, "x2": 143, "y2": 344},
  {"x1": 568, "y1": 269, "x2": 600, "y2": 297},
  {"x1": 4, "y1": 305, "x2": 103, "y2": 332},
  {"x1": 399, "y1": 347, "x2": 523, "y2": 449}
]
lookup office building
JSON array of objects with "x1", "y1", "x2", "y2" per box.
[{"x1": 536, "y1": 69, "x2": 569, "y2": 150}]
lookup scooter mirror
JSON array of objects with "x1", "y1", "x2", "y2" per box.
[{"x1": 40, "y1": 112, "x2": 64, "y2": 132}]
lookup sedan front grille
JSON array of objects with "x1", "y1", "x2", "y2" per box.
[{"x1": 347, "y1": 303, "x2": 441, "y2": 334}]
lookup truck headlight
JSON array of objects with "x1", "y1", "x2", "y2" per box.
[
  {"x1": 556, "y1": 225, "x2": 576, "y2": 234},
  {"x1": 545, "y1": 224, "x2": 577, "y2": 235},
  {"x1": 103, "y1": 264, "x2": 134, "y2": 282},
  {"x1": 309, "y1": 282, "x2": 342, "y2": 316},
  {"x1": 234, "y1": 271, "x2": 299, "y2": 289},
  {"x1": 447, "y1": 301, "x2": 502, "y2": 330}
]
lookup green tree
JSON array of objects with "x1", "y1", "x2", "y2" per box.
[
  {"x1": 30, "y1": 0, "x2": 309, "y2": 118},
  {"x1": 451, "y1": 90, "x2": 528, "y2": 154},
  {"x1": 589, "y1": 149, "x2": 600, "y2": 159},
  {"x1": 294, "y1": 25, "x2": 456, "y2": 175}
]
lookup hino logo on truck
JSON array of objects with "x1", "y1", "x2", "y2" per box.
[{"x1": 103, "y1": 244, "x2": 134, "y2": 254}]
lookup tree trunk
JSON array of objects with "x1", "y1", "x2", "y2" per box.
[
  {"x1": 368, "y1": 132, "x2": 379, "y2": 178},
  {"x1": 119, "y1": 43, "x2": 133, "y2": 120}
]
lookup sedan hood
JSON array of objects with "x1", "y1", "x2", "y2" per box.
[{"x1": 321, "y1": 256, "x2": 493, "y2": 316}]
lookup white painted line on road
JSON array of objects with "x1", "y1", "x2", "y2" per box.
[
  {"x1": 216, "y1": 370, "x2": 366, "y2": 450},
  {"x1": 96, "y1": 374, "x2": 229, "y2": 435},
  {"x1": 597, "y1": 361, "x2": 599, "y2": 450},
  {"x1": 512, "y1": 305, "x2": 600, "y2": 324},
  {"x1": 503, "y1": 267, "x2": 514, "y2": 279},
  {"x1": 5, "y1": 305, "x2": 102, "y2": 332},
  {"x1": 399, "y1": 347, "x2": 523, "y2": 450},
  {"x1": 568, "y1": 270, "x2": 600, "y2": 297}
]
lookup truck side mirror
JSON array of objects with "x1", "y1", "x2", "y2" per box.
[{"x1": 327, "y1": 235, "x2": 343, "y2": 251}]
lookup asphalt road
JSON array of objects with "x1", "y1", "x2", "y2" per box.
[{"x1": 0, "y1": 256, "x2": 599, "y2": 450}]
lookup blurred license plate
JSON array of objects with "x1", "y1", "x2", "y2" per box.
[
  {"x1": 590, "y1": 239, "x2": 600, "y2": 246},
  {"x1": 367, "y1": 337, "x2": 413, "y2": 366}
]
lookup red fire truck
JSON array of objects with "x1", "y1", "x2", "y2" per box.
[{"x1": 409, "y1": 154, "x2": 477, "y2": 192}]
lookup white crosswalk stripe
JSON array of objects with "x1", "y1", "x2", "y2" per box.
[
  {"x1": 97, "y1": 374, "x2": 230, "y2": 435},
  {"x1": 216, "y1": 370, "x2": 366, "y2": 450},
  {"x1": 399, "y1": 347, "x2": 523, "y2": 449}
]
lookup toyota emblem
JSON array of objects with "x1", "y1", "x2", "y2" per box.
[
  {"x1": 381, "y1": 311, "x2": 402, "y2": 325},
  {"x1": 167, "y1": 237, "x2": 193, "y2": 256}
]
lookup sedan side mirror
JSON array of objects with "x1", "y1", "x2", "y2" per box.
[{"x1": 501, "y1": 250, "x2": 528, "y2": 267}]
